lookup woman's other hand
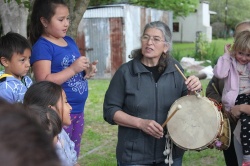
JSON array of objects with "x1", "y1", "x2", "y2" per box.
[
  {"x1": 138, "y1": 119, "x2": 164, "y2": 139},
  {"x1": 185, "y1": 75, "x2": 202, "y2": 92}
]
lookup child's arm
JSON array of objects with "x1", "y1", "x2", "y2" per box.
[
  {"x1": 224, "y1": 44, "x2": 231, "y2": 54},
  {"x1": 213, "y1": 44, "x2": 232, "y2": 79},
  {"x1": 32, "y1": 56, "x2": 89, "y2": 85},
  {"x1": 231, "y1": 104, "x2": 250, "y2": 118}
]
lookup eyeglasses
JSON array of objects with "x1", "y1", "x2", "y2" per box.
[
  {"x1": 141, "y1": 35, "x2": 165, "y2": 44},
  {"x1": 238, "y1": 51, "x2": 250, "y2": 57}
]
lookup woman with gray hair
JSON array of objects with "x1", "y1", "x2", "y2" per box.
[{"x1": 103, "y1": 21, "x2": 201, "y2": 166}]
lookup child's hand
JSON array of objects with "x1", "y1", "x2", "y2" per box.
[
  {"x1": 70, "y1": 56, "x2": 90, "y2": 74},
  {"x1": 84, "y1": 60, "x2": 98, "y2": 79},
  {"x1": 224, "y1": 44, "x2": 231, "y2": 54},
  {"x1": 231, "y1": 105, "x2": 241, "y2": 118}
]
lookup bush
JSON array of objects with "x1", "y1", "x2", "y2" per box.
[
  {"x1": 173, "y1": 38, "x2": 233, "y2": 67},
  {"x1": 195, "y1": 33, "x2": 219, "y2": 67}
]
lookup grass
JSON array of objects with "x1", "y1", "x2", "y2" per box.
[
  {"x1": 172, "y1": 38, "x2": 234, "y2": 66},
  {"x1": 79, "y1": 79, "x2": 117, "y2": 166},
  {"x1": 79, "y1": 79, "x2": 226, "y2": 166}
]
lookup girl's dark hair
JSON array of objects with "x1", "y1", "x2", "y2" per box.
[
  {"x1": 25, "y1": 104, "x2": 51, "y2": 133},
  {"x1": 0, "y1": 101, "x2": 61, "y2": 166},
  {"x1": 25, "y1": 104, "x2": 62, "y2": 141},
  {"x1": 23, "y1": 81, "x2": 63, "y2": 119},
  {"x1": 47, "y1": 107, "x2": 62, "y2": 138},
  {"x1": 130, "y1": 21, "x2": 172, "y2": 72},
  {"x1": 29, "y1": 0, "x2": 68, "y2": 45}
]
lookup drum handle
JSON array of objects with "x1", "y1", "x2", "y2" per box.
[
  {"x1": 162, "y1": 105, "x2": 182, "y2": 127},
  {"x1": 174, "y1": 64, "x2": 201, "y2": 98}
]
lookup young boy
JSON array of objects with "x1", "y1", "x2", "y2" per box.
[{"x1": 0, "y1": 32, "x2": 32, "y2": 103}]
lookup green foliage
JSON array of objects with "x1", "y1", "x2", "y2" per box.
[
  {"x1": 172, "y1": 43, "x2": 195, "y2": 61},
  {"x1": 132, "y1": 0, "x2": 199, "y2": 17},
  {"x1": 89, "y1": 0, "x2": 199, "y2": 17},
  {"x1": 194, "y1": 33, "x2": 219, "y2": 66},
  {"x1": 4, "y1": 0, "x2": 31, "y2": 9},
  {"x1": 171, "y1": 49, "x2": 183, "y2": 62},
  {"x1": 195, "y1": 33, "x2": 211, "y2": 60},
  {"x1": 89, "y1": 0, "x2": 115, "y2": 6},
  {"x1": 208, "y1": 0, "x2": 250, "y2": 31},
  {"x1": 172, "y1": 38, "x2": 234, "y2": 67}
]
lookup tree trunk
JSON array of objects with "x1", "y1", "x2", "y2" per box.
[
  {"x1": 66, "y1": 0, "x2": 90, "y2": 40},
  {"x1": 0, "y1": 0, "x2": 29, "y2": 37}
]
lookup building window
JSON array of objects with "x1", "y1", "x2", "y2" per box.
[{"x1": 173, "y1": 22, "x2": 179, "y2": 32}]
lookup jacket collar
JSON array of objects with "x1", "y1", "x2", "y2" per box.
[{"x1": 131, "y1": 56, "x2": 178, "y2": 75}]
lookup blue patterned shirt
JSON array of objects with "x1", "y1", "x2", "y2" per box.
[
  {"x1": 0, "y1": 71, "x2": 33, "y2": 103},
  {"x1": 31, "y1": 36, "x2": 88, "y2": 114}
]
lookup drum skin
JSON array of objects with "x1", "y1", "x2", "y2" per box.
[{"x1": 167, "y1": 95, "x2": 222, "y2": 150}]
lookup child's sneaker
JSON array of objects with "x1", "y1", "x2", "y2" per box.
[{"x1": 242, "y1": 161, "x2": 250, "y2": 166}]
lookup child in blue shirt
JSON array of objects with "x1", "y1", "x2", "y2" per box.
[
  {"x1": 29, "y1": 0, "x2": 98, "y2": 156},
  {"x1": 0, "y1": 32, "x2": 32, "y2": 103}
]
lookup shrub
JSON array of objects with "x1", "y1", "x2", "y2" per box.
[{"x1": 195, "y1": 33, "x2": 219, "y2": 67}]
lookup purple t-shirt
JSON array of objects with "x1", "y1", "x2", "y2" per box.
[{"x1": 31, "y1": 36, "x2": 88, "y2": 114}]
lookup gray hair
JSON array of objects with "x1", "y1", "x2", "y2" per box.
[{"x1": 128, "y1": 21, "x2": 173, "y2": 72}]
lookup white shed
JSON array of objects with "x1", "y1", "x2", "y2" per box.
[
  {"x1": 172, "y1": 1, "x2": 212, "y2": 43},
  {"x1": 77, "y1": 4, "x2": 173, "y2": 78}
]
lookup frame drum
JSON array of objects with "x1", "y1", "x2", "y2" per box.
[{"x1": 167, "y1": 95, "x2": 223, "y2": 150}]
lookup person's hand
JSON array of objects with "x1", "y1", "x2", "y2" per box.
[
  {"x1": 231, "y1": 105, "x2": 242, "y2": 119},
  {"x1": 223, "y1": 109, "x2": 237, "y2": 123},
  {"x1": 224, "y1": 44, "x2": 231, "y2": 54},
  {"x1": 185, "y1": 75, "x2": 202, "y2": 92},
  {"x1": 84, "y1": 60, "x2": 98, "y2": 79},
  {"x1": 138, "y1": 119, "x2": 164, "y2": 139},
  {"x1": 69, "y1": 56, "x2": 89, "y2": 74},
  {"x1": 74, "y1": 163, "x2": 80, "y2": 166}
]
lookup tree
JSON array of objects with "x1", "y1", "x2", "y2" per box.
[
  {"x1": 0, "y1": 0, "x2": 90, "y2": 39},
  {"x1": 89, "y1": 0, "x2": 199, "y2": 17},
  {"x1": 0, "y1": 0, "x2": 30, "y2": 37},
  {"x1": 131, "y1": 0, "x2": 199, "y2": 17},
  {"x1": 208, "y1": 0, "x2": 250, "y2": 31},
  {"x1": 65, "y1": 0, "x2": 90, "y2": 39}
]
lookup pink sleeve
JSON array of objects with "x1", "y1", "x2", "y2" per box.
[{"x1": 213, "y1": 53, "x2": 232, "y2": 79}]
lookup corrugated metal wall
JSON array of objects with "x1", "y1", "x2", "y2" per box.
[
  {"x1": 109, "y1": 18, "x2": 124, "y2": 77},
  {"x1": 77, "y1": 4, "x2": 173, "y2": 79},
  {"x1": 81, "y1": 18, "x2": 111, "y2": 78}
]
